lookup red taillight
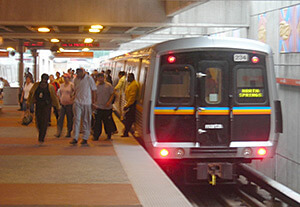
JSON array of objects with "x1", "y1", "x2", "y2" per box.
[
  {"x1": 251, "y1": 56, "x2": 259, "y2": 64},
  {"x1": 257, "y1": 148, "x2": 267, "y2": 156},
  {"x1": 160, "y1": 149, "x2": 169, "y2": 157},
  {"x1": 167, "y1": 55, "x2": 176, "y2": 63}
]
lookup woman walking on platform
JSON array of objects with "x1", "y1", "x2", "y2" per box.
[{"x1": 27, "y1": 74, "x2": 60, "y2": 144}]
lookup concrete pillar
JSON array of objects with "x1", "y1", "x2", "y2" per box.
[
  {"x1": 18, "y1": 40, "x2": 24, "y2": 88},
  {"x1": 31, "y1": 49, "x2": 38, "y2": 82}
]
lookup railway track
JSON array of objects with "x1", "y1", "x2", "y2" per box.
[{"x1": 174, "y1": 164, "x2": 300, "y2": 207}]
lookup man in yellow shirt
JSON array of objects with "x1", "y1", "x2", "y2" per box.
[{"x1": 122, "y1": 73, "x2": 139, "y2": 137}]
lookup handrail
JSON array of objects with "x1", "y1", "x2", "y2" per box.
[{"x1": 238, "y1": 164, "x2": 300, "y2": 207}]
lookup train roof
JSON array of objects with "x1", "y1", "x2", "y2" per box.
[
  {"x1": 111, "y1": 37, "x2": 272, "y2": 61},
  {"x1": 153, "y1": 36, "x2": 272, "y2": 54}
]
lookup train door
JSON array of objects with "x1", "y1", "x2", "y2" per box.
[{"x1": 196, "y1": 61, "x2": 230, "y2": 146}]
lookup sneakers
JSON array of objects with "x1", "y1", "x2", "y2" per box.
[
  {"x1": 69, "y1": 139, "x2": 78, "y2": 145},
  {"x1": 65, "y1": 133, "x2": 71, "y2": 138},
  {"x1": 80, "y1": 139, "x2": 88, "y2": 145}
]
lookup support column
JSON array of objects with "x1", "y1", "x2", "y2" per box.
[
  {"x1": 18, "y1": 40, "x2": 24, "y2": 88},
  {"x1": 31, "y1": 49, "x2": 38, "y2": 82}
]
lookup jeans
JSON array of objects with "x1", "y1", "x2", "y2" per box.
[
  {"x1": 73, "y1": 102, "x2": 92, "y2": 141},
  {"x1": 57, "y1": 104, "x2": 73, "y2": 135}
]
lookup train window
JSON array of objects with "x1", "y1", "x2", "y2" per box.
[
  {"x1": 158, "y1": 65, "x2": 193, "y2": 104},
  {"x1": 139, "y1": 66, "x2": 148, "y2": 104},
  {"x1": 236, "y1": 67, "x2": 266, "y2": 103},
  {"x1": 205, "y1": 67, "x2": 222, "y2": 104}
]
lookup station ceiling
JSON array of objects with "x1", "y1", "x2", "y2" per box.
[{"x1": 0, "y1": 0, "x2": 208, "y2": 51}]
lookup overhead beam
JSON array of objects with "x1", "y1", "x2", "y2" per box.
[
  {"x1": 0, "y1": 33, "x2": 133, "y2": 40},
  {"x1": 0, "y1": 26, "x2": 13, "y2": 32}
]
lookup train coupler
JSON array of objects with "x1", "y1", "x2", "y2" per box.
[
  {"x1": 197, "y1": 163, "x2": 234, "y2": 185},
  {"x1": 209, "y1": 174, "x2": 217, "y2": 185}
]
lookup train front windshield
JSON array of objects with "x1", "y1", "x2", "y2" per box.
[{"x1": 154, "y1": 51, "x2": 270, "y2": 146}]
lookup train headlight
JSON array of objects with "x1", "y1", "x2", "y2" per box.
[
  {"x1": 175, "y1": 148, "x2": 185, "y2": 158},
  {"x1": 243, "y1": 147, "x2": 253, "y2": 157},
  {"x1": 251, "y1": 56, "x2": 259, "y2": 64},
  {"x1": 167, "y1": 55, "x2": 176, "y2": 63},
  {"x1": 257, "y1": 148, "x2": 267, "y2": 156},
  {"x1": 160, "y1": 149, "x2": 169, "y2": 157}
]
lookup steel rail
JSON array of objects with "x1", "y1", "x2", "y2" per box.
[{"x1": 238, "y1": 164, "x2": 300, "y2": 207}]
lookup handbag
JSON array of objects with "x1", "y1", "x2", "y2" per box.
[{"x1": 22, "y1": 112, "x2": 33, "y2": 126}]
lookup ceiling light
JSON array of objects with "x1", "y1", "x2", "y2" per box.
[
  {"x1": 38, "y1": 27, "x2": 50, "y2": 33},
  {"x1": 50, "y1": 38, "x2": 60, "y2": 43},
  {"x1": 59, "y1": 47, "x2": 64, "y2": 52},
  {"x1": 6, "y1": 47, "x2": 15, "y2": 51},
  {"x1": 91, "y1": 25, "x2": 103, "y2": 29},
  {"x1": 82, "y1": 48, "x2": 89, "y2": 52},
  {"x1": 84, "y1": 38, "x2": 93, "y2": 43},
  {"x1": 89, "y1": 28, "x2": 100, "y2": 33}
]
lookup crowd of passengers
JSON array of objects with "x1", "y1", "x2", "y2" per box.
[{"x1": 21, "y1": 67, "x2": 139, "y2": 145}]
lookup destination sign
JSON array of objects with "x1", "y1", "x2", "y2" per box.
[
  {"x1": 24, "y1": 42, "x2": 44, "y2": 47},
  {"x1": 61, "y1": 43, "x2": 100, "y2": 47},
  {"x1": 238, "y1": 88, "x2": 263, "y2": 98}
]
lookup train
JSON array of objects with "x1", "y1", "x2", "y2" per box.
[{"x1": 101, "y1": 37, "x2": 283, "y2": 185}]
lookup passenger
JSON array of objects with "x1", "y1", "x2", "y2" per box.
[
  {"x1": 27, "y1": 74, "x2": 60, "y2": 144},
  {"x1": 55, "y1": 71, "x2": 64, "y2": 84},
  {"x1": 49, "y1": 75, "x2": 60, "y2": 124},
  {"x1": 20, "y1": 76, "x2": 34, "y2": 113},
  {"x1": 92, "y1": 73, "x2": 115, "y2": 141},
  {"x1": 24, "y1": 67, "x2": 34, "y2": 83},
  {"x1": 70, "y1": 68, "x2": 97, "y2": 145},
  {"x1": 105, "y1": 69, "x2": 113, "y2": 85},
  {"x1": 0, "y1": 77, "x2": 10, "y2": 100},
  {"x1": 55, "y1": 74, "x2": 74, "y2": 138},
  {"x1": 91, "y1": 69, "x2": 98, "y2": 83},
  {"x1": 114, "y1": 71, "x2": 126, "y2": 92},
  {"x1": 122, "y1": 73, "x2": 139, "y2": 137},
  {"x1": 0, "y1": 77, "x2": 10, "y2": 87}
]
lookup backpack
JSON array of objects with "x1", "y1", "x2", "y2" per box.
[{"x1": 34, "y1": 83, "x2": 51, "y2": 105}]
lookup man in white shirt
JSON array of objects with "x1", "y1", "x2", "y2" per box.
[{"x1": 70, "y1": 68, "x2": 97, "y2": 145}]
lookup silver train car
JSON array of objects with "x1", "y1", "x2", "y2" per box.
[{"x1": 104, "y1": 37, "x2": 282, "y2": 185}]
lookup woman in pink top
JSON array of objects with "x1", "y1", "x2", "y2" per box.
[{"x1": 55, "y1": 74, "x2": 74, "y2": 138}]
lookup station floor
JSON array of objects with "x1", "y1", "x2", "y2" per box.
[{"x1": 0, "y1": 105, "x2": 192, "y2": 207}]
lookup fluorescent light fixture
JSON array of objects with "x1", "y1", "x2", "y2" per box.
[
  {"x1": 38, "y1": 27, "x2": 50, "y2": 33},
  {"x1": 91, "y1": 25, "x2": 103, "y2": 29},
  {"x1": 51, "y1": 38, "x2": 60, "y2": 43},
  {"x1": 84, "y1": 38, "x2": 93, "y2": 43},
  {"x1": 89, "y1": 28, "x2": 100, "y2": 33},
  {"x1": 6, "y1": 47, "x2": 15, "y2": 51}
]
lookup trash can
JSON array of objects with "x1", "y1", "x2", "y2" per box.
[{"x1": 3, "y1": 87, "x2": 19, "y2": 105}]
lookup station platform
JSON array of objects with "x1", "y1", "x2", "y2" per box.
[{"x1": 0, "y1": 105, "x2": 192, "y2": 207}]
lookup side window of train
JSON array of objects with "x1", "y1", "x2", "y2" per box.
[
  {"x1": 139, "y1": 66, "x2": 148, "y2": 104},
  {"x1": 158, "y1": 65, "x2": 194, "y2": 104},
  {"x1": 205, "y1": 67, "x2": 222, "y2": 104},
  {"x1": 235, "y1": 67, "x2": 266, "y2": 104}
]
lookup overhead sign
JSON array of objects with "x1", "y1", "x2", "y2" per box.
[
  {"x1": 24, "y1": 42, "x2": 44, "y2": 47},
  {"x1": 0, "y1": 51, "x2": 9, "y2": 57},
  {"x1": 61, "y1": 43, "x2": 99, "y2": 47},
  {"x1": 55, "y1": 52, "x2": 93, "y2": 58},
  {"x1": 277, "y1": 78, "x2": 300, "y2": 86}
]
